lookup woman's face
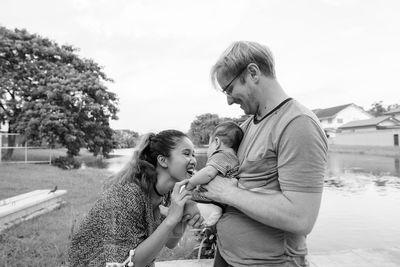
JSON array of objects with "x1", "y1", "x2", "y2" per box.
[{"x1": 166, "y1": 136, "x2": 197, "y2": 181}]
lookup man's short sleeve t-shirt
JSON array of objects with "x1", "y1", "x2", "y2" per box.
[{"x1": 216, "y1": 99, "x2": 328, "y2": 266}]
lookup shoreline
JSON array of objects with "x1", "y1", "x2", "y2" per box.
[
  {"x1": 328, "y1": 144, "x2": 400, "y2": 157},
  {"x1": 196, "y1": 145, "x2": 400, "y2": 157}
]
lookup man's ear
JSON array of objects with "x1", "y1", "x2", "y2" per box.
[
  {"x1": 247, "y1": 63, "x2": 260, "y2": 83},
  {"x1": 157, "y1": 155, "x2": 168, "y2": 168},
  {"x1": 215, "y1": 137, "x2": 222, "y2": 149}
]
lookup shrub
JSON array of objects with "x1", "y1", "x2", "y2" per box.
[{"x1": 51, "y1": 156, "x2": 82, "y2": 170}]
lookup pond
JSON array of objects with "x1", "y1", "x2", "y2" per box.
[{"x1": 83, "y1": 149, "x2": 400, "y2": 253}]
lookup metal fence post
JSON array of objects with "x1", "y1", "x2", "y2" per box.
[{"x1": 25, "y1": 142, "x2": 28, "y2": 163}]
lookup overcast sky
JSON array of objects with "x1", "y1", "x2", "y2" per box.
[{"x1": 1, "y1": 0, "x2": 400, "y2": 134}]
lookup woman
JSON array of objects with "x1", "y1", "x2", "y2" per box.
[{"x1": 68, "y1": 130, "x2": 204, "y2": 267}]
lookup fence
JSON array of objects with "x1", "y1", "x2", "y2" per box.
[{"x1": 0, "y1": 133, "x2": 52, "y2": 164}]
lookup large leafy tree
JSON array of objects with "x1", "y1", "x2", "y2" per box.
[{"x1": 0, "y1": 27, "x2": 118, "y2": 159}]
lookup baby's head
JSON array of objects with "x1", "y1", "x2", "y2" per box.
[{"x1": 207, "y1": 121, "x2": 244, "y2": 157}]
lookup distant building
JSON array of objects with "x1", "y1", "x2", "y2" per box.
[
  {"x1": 335, "y1": 116, "x2": 400, "y2": 147},
  {"x1": 313, "y1": 103, "x2": 372, "y2": 137},
  {"x1": 0, "y1": 121, "x2": 8, "y2": 133},
  {"x1": 384, "y1": 107, "x2": 400, "y2": 121}
]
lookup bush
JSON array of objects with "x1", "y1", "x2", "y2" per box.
[{"x1": 51, "y1": 156, "x2": 82, "y2": 169}]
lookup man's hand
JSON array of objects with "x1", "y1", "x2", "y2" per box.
[
  {"x1": 203, "y1": 177, "x2": 322, "y2": 235},
  {"x1": 200, "y1": 176, "x2": 240, "y2": 204}
]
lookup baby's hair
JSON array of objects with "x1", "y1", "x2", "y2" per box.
[{"x1": 211, "y1": 121, "x2": 243, "y2": 152}]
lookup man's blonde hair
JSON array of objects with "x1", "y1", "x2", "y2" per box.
[{"x1": 210, "y1": 41, "x2": 276, "y2": 89}]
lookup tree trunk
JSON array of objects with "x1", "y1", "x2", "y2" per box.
[{"x1": 2, "y1": 133, "x2": 15, "y2": 160}]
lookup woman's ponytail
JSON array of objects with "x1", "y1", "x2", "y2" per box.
[{"x1": 103, "y1": 133, "x2": 157, "y2": 193}]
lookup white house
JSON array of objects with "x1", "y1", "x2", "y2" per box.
[
  {"x1": 0, "y1": 121, "x2": 9, "y2": 133},
  {"x1": 334, "y1": 116, "x2": 400, "y2": 147},
  {"x1": 313, "y1": 103, "x2": 372, "y2": 137},
  {"x1": 384, "y1": 107, "x2": 400, "y2": 121}
]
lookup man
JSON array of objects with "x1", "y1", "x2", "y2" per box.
[{"x1": 202, "y1": 41, "x2": 328, "y2": 266}]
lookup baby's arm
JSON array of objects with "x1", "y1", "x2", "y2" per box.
[{"x1": 186, "y1": 165, "x2": 219, "y2": 190}]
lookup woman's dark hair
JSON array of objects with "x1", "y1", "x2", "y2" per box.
[{"x1": 103, "y1": 130, "x2": 187, "y2": 194}]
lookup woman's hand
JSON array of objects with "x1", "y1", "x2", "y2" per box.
[
  {"x1": 181, "y1": 200, "x2": 204, "y2": 228},
  {"x1": 165, "y1": 180, "x2": 192, "y2": 226},
  {"x1": 185, "y1": 181, "x2": 196, "y2": 191}
]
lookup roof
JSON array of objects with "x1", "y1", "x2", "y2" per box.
[
  {"x1": 313, "y1": 103, "x2": 354, "y2": 119},
  {"x1": 339, "y1": 115, "x2": 395, "y2": 129},
  {"x1": 384, "y1": 107, "x2": 400, "y2": 115}
]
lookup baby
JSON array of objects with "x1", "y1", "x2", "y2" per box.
[{"x1": 186, "y1": 121, "x2": 243, "y2": 226}]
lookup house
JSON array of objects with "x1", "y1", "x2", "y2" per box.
[
  {"x1": 0, "y1": 122, "x2": 8, "y2": 148},
  {"x1": 384, "y1": 107, "x2": 400, "y2": 120},
  {"x1": 0, "y1": 121, "x2": 8, "y2": 133},
  {"x1": 0, "y1": 122, "x2": 25, "y2": 148},
  {"x1": 313, "y1": 103, "x2": 372, "y2": 137},
  {"x1": 334, "y1": 116, "x2": 400, "y2": 147}
]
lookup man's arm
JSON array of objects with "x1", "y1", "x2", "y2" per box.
[
  {"x1": 202, "y1": 177, "x2": 321, "y2": 235},
  {"x1": 186, "y1": 165, "x2": 219, "y2": 190}
]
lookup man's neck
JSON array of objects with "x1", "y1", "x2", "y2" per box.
[{"x1": 255, "y1": 78, "x2": 288, "y2": 119}]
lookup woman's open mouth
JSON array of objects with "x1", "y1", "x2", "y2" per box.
[{"x1": 187, "y1": 168, "x2": 195, "y2": 177}]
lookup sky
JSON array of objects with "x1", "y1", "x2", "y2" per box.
[{"x1": 1, "y1": 0, "x2": 400, "y2": 134}]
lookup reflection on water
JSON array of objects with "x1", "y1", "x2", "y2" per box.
[
  {"x1": 327, "y1": 153, "x2": 400, "y2": 178},
  {"x1": 83, "y1": 150, "x2": 400, "y2": 252},
  {"x1": 324, "y1": 153, "x2": 400, "y2": 192},
  {"x1": 82, "y1": 149, "x2": 134, "y2": 173}
]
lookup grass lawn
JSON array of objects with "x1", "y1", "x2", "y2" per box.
[{"x1": 0, "y1": 151, "x2": 199, "y2": 266}]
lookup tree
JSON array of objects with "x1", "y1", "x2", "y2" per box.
[
  {"x1": 188, "y1": 113, "x2": 221, "y2": 146},
  {"x1": 113, "y1": 129, "x2": 139, "y2": 148},
  {"x1": 387, "y1": 103, "x2": 400, "y2": 111},
  {"x1": 0, "y1": 27, "x2": 119, "y2": 159},
  {"x1": 368, "y1": 101, "x2": 387, "y2": 117}
]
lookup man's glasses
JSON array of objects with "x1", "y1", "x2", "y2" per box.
[{"x1": 222, "y1": 65, "x2": 248, "y2": 96}]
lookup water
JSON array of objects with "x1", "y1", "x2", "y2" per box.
[
  {"x1": 84, "y1": 149, "x2": 400, "y2": 253},
  {"x1": 82, "y1": 149, "x2": 134, "y2": 173},
  {"x1": 309, "y1": 153, "x2": 400, "y2": 253}
]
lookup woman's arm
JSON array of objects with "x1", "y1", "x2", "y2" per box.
[
  {"x1": 165, "y1": 221, "x2": 187, "y2": 249},
  {"x1": 161, "y1": 200, "x2": 204, "y2": 249},
  {"x1": 134, "y1": 217, "x2": 181, "y2": 266},
  {"x1": 133, "y1": 181, "x2": 201, "y2": 266},
  {"x1": 129, "y1": 181, "x2": 189, "y2": 266}
]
